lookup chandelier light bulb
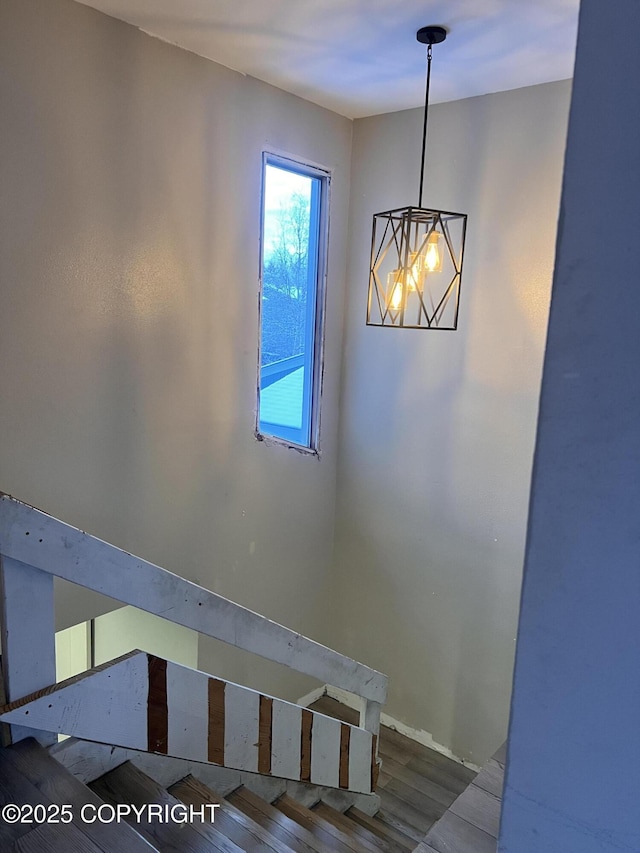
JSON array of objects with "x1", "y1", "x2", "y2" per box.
[
  {"x1": 425, "y1": 231, "x2": 442, "y2": 272},
  {"x1": 387, "y1": 270, "x2": 404, "y2": 311},
  {"x1": 408, "y1": 252, "x2": 424, "y2": 291}
]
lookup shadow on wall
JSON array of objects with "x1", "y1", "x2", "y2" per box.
[
  {"x1": 332, "y1": 82, "x2": 568, "y2": 765},
  {"x1": 2, "y1": 0, "x2": 322, "y2": 654},
  {"x1": 1, "y1": 0, "x2": 255, "y2": 565},
  {"x1": 331, "y1": 493, "x2": 521, "y2": 764}
]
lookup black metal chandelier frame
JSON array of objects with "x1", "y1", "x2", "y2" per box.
[{"x1": 366, "y1": 26, "x2": 467, "y2": 331}]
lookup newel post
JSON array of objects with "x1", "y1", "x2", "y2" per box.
[
  {"x1": 360, "y1": 698, "x2": 382, "y2": 790},
  {"x1": 0, "y1": 555, "x2": 57, "y2": 746}
]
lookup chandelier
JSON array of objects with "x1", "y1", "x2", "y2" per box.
[{"x1": 367, "y1": 26, "x2": 467, "y2": 330}]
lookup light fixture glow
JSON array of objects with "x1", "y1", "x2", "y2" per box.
[
  {"x1": 387, "y1": 271, "x2": 404, "y2": 311},
  {"x1": 407, "y1": 252, "x2": 423, "y2": 290},
  {"x1": 367, "y1": 27, "x2": 467, "y2": 330},
  {"x1": 424, "y1": 231, "x2": 442, "y2": 273}
]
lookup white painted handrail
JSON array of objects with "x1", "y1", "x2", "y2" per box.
[{"x1": 0, "y1": 494, "x2": 387, "y2": 708}]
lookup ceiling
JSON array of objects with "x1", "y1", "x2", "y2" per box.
[{"x1": 74, "y1": 0, "x2": 580, "y2": 119}]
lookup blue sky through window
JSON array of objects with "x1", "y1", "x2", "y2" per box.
[{"x1": 258, "y1": 157, "x2": 325, "y2": 449}]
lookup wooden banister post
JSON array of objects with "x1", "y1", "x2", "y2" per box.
[
  {"x1": 360, "y1": 698, "x2": 381, "y2": 738},
  {"x1": 360, "y1": 698, "x2": 382, "y2": 790},
  {"x1": 0, "y1": 555, "x2": 57, "y2": 746}
]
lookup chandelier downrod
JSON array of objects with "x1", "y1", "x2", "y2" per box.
[{"x1": 416, "y1": 26, "x2": 447, "y2": 208}]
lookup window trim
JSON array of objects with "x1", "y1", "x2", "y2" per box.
[{"x1": 256, "y1": 151, "x2": 331, "y2": 455}]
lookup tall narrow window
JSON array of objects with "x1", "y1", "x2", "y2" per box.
[{"x1": 258, "y1": 155, "x2": 328, "y2": 450}]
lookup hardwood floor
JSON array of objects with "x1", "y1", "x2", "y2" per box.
[
  {"x1": 309, "y1": 696, "x2": 479, "y2": 847},
  {"x1": 415, "y1": 749, "x2": 505, "y2": 853},
  {"x1": 91, "y1": 760, "x2": 242, "y2": 852},
  {"x1": 0, "y1": 739, "x2": 155, "y2": 852},
  {"x1": 0, "y1": 700, "x2": 504, "y2": 852}
]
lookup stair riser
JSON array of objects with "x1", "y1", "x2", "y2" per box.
[{"x1": 51, "y1": 738, "x2": 381, "y2": 814}]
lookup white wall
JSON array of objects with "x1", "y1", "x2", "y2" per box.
[
  {"x1": 333, "y1": 80, "x2": 571, "y2": 763},
  {"x1": 55, "y1": 622, "x2": 90, "y2": 682},
  {"x1": 93, "y1": 606, "x2": 198, "y2": 669},
  {"x1": 0, "y1": 0, "x2": 352, "y2": 702},
  {"x1": 500, "y1": 1, "x2": 640, "y2": 849}
]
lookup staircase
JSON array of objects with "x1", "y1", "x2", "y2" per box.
[
  {"x1": 0, "y1": 724, "x2": 477, "y2": 851},
  {"x1": 0, "y1": 695, "x2": 481, "y2": 852},
  {"x1": 0, "y1": 494, "x2": 501, "y2": 851}
]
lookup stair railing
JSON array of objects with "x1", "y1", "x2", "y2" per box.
[{"x1": 0, "y1": 493, "x2": 387, "y2": 794}]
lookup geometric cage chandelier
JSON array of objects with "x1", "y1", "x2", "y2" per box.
[{"x1": 367, "y1": 26, "x2": 467, "y2": 330}]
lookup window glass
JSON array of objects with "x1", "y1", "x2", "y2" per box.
[{"x1": 258, "y1": 156, "x2": 327, "y2": 449}]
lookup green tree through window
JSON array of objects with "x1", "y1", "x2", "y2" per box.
[
  {"x1": 258, "y1": 157, "x2": 328, "y2": 449},
  {"x1": 261, "y1": 191, "x2": 311, "y2": 365}
]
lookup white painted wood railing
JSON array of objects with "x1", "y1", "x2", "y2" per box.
[{"x1": 0, "y1": 494, "x2": 387, "y2": 793}]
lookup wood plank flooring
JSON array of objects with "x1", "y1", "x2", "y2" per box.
[
  {"x1": 349, "y1": 807, "x2": 415, "y2": 851},
  {"x1": 415, "y1": 744, "x2": 506, "y2": 853},
  {"x1": 312, "y1": 802, "x2": 397, "y2": 853},
  {"x1": 276, "y1": 793, "x2": 361, "y2": 853},
  {"x1": 0, "y1": 739, "x2": 155, "y2": 853},
  {"x1": 0, "y1": 699, "x2": 504, "y2": 852},
  {"x1": 91, "y1": 760, "x2": 242, "y2": 852},
  {"x1": 227, "y1": 786, "x2": 328, "y2": 853},
  {"x1": 169, "y1": 775, "x2": 296, "y2": 853},
  {"x1": 310, "y1": 696, "x2": 480, "y2": 847}
]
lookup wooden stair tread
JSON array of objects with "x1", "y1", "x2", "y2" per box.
[
  {"x1": 3, "y1": 739, "x2": 156, "y2": 852},
  {"x1": 423, "y1": 811, "x2": 497, "y2": 853},
  {"x1": 381, "y1": 739, "x2": 474, "y2": 786},
  {"x1": 275, "y1": 793, "x2": 359, "y2": 853},
  {"x1": 420, "y1": 747, "x2": 505, "y2": 853},
  {"x1": 449, "y1": 783, "x2": 501, "y2": 839},
  {"x1": 310, "y1": 694, "x2": 475, "y2": 807},
  {"x1": 377, "y1": 742, "x2": 472, "y2": 794},
  {"x1": 471, "y1": 758, "x2": 504, "y2": 799},
  {"x1": 377, "y1": 787, "x2": 436, "y2": 839},
  {"x1": 308, "y1": 695, "x2": 488, "y2": 852},
  {"x1": 1, "y1": 792, "x2": 102, "y2": 853},
  {"x1": 389, "y1": 752, "x2": 471, "y2": 798},
  {"x1": 227, "y1": 785, "x2": 329, "y2": 853},
  {"x1": 91, "y1": 761, "x2": 242, "y2": 853},
  {"x1": 0, "y1": 741, "x2": 156, "y2": 853},
  {"x1": 376, "y1": 754, "x2": 458, "y2": 809},
  {"x1": 311, "y1": 697, "x2": 475, "y2": 782},
  {"x1": 0, "y1": 745, "x2": 60, "y2": 847},
  {"x1": 378, "y1": 775, "x2": 449, "y2": 825},
  {"x1": 312, "y1": 801, "x2": 404, "y2": 853},
  {"x1": 375, "y1": 810, "x2": 425, "y2": 846},
  {"x1": 14, "y1": 821, "x2": 106, "y2": 853},
  {"x1": 346, "y1": 808, "x2": 414, "y2": 852},
  {"x1": 170, "y1": 775, "x2": 296, "y2": 853}
]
